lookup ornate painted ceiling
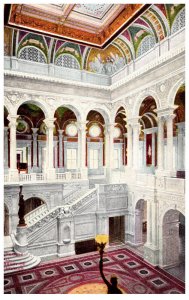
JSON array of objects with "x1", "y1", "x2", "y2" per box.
[
  {"x1": 4, "y1": 4, "x2": 185, "y2": 75},
  {"x1": 6, "y1": 3, "x2": 150, "y2": 48}
]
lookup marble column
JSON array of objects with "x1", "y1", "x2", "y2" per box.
[
  {"x1": 31, "y1": 128, "x2": 38, "y2": 172},
  {"x1": 176, "y1": 122, "x2": 185, "y2": 170},
  {"x1": 166, "y1": 114, "x2": 176, "y2": 173},
  {"x1": 157, "y1": 116, "x2": 164, "y2": 171},
  {"x1": 54, "y1": 141, "x2": 58, "y2": 169},
  {"x1": 77, "y1": 121, "x2": 88, "y2": 177},
  {"x1": 132, "y1": 120, "x2": 140, "y2": 170},
  {"x1": 7, "y1": 115, "x2": 19, "y2": 181},
  {"x1": 123, "y1": 133, "x2": 127, "y2": 166},
  {"x1": 126, "y1": 123, "x2": 132, "y2": 168},
  {"x1": 4, "y1": 127, "x2": 9, "y2": 173},
  {"x1": 104, "y1": 123, "x2": 114, "y2": 183},
  {"x1": 152, "y1": 129, "x2": 157, "y2": 167},
  {"x1": 58, "y1": 130, "x2": 64, "y2": 171},
  {"x1": 44, "y1": 118, "x2": 56, "y2": 180},
  {"x1": 151, "y1": 201, "x2": 158, "y2": 248}
]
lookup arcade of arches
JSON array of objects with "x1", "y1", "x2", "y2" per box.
[{"x1": 4, "y1": 3, "x2": 185, "y2": 293}]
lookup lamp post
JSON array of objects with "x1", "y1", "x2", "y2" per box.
[{"x1": 95, "y1": 234, "x2": 122, "y2": 294}]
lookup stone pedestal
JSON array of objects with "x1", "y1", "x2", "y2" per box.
[
  {"x1": 57, "y1": 241, "x2": 75, "y2": 257},
  {"x1": 143, "y1": 243, "x2": 159, "y2": 265},
  {"x1": 14, "y1": 226, "x2": 28, "y2": 254}
]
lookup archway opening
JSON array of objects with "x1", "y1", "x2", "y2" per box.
[
  {"x1": 54, "y1": 106, "x2": 78, "y2": 171},
  {"x1": 17, "y1": 103, "x2": 45, "y2": 173},
  {"x1": 24, "y1": 197, "x2": 45, "y2": 215},
  {"x1": 162, "y1": 209, "x2": 185, "y2": 281},
  {"x1": 173, "y1": 84, "x2": 185, "y2": 176},
  {"x1": 139, "y1": 97, "x2": 157, "y2": 173},
  {"x1": 135, "y1": 199, "x2": 147, "y2": 246},
  {"x1": 114, "y1": 107, "x2": 127, "y2": 169}
]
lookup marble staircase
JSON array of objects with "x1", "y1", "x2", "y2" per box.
[{"x1": 4, "y1": 236, "x2": 41, "y2": 274}]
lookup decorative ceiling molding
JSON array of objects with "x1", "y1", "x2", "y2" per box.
[{"x1": 7, "y1": 4, "x2": 151, "y2": 49}]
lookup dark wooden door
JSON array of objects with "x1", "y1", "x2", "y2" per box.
[{"x1": 109, "y1": 216, "x2": 125, "y2": 244}]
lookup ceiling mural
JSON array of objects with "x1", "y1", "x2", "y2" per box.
[
  {"x1": 86, "y1": 44, "x2": 125, "y2": 75},
  {"x1": 4, "y1": 4, "x2": 185, "y2": 75}
]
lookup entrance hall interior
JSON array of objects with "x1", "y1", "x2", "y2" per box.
[{"x1": 3, "y1": 2, "x2": 185, "y2": 294}]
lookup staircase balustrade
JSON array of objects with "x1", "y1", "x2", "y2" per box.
[{"x1": 26, "y1": 188, "x2": 97, "y2": 238}]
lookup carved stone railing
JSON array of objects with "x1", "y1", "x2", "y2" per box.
[
  {"x1": 4, "y1": 171, "x2": 87, "y2": 184},
  {"x1": 25, "y1": 204, "x2": 49, "y2": 225},
  {"x1": 26, "y1": 188, "x2": 97, "y2": 239},
  {"x1": 135, "y1": 173, "x2": 185, "y2": 194},
  {"x1": 155, "y1": 176, "x2": 185, "y2": 194},
  {"x1": 64, "y1": 188, "x2": 89, "y2": 205}
]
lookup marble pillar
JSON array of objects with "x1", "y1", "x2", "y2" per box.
[
  {"x1": 176, "y1": 122, "x2": 185, "y2": 171},
  {"x1": 58, "y1": 130, "x2": 64, "y2": 171},
  {"x1": 104, "y1": 123, "x2": 114, "y2": 183},
  {"x1": 157, "y1": 116, "x2": 164, "y2": 171},
  {"x1": 77, "y1": 121, "x2": 88, "y2": 177},
  {"x1": 4, "y1": 127, "x2": 9, "y2": 173},
  {"x1": 7, "y1": 115, "x2": 19, "y2": 181},
  {"x1": 31, "y1": 128, "x2": 38, "y2": 172},
  {"x1": 126, "y1": 123, "x2": 132, "y2": 168},
  {"x1": 166, "y1": 114, "x2": 175, "y2": 173},
  {"x1": 132, "y1": 121, "x2": 140, "y2": 170},
  {"x1": 44, "y1": 118, "x2": 56, "y2": 180}
]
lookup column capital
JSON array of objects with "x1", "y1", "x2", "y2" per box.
[
  {"x1": 7, "y1": 114, "x2": 19, "y2": 127},
  {"x1": 104, "y1": 123, "x2": 116, "y2": 134},
  {"x1": 127, "y1": 117, "x2": 140, "y2": 127},
  {"x1": 143, "y1": 127, "x2": 158, "y2": 134},
  {"x1": 4, "y1": 126, "x2": 9, "y2": 132},
  {"x1": 76, "y1": 121, "x2": 88, "y2": 132},
  {"x1": 164, "y1": 114, "x2": 176, "y2": 123},
  {"x1": 155, "y1": 106, "x2": 177, "y2": 118},
  {"x1": 44, "y1": 118, "x2": 56, "y2": 129},
  {"x1": 31, "y1": 128, "x2": 38, "y2": 134},
  {"x1": 58, "y1": 129, "x2": 64, "y2": 135}
]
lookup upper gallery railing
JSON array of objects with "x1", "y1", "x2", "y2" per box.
[
  {"x1": 4, "y1": 28, "x2": 184, "y2": 87},
  {"x1": 4, "y1": 171, "x2": 88, "y2": 184}
]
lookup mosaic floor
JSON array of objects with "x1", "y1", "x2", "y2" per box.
[{"x1": 4, "y1": 247, "x2": 185, "y2": 294}]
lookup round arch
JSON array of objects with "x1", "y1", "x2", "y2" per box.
[
  {"x1": 85, "y1": 105, "x2": 111, "y2": 124},
  {"x1": 15, "y1": 99, "x2": 50, "y2": 119},
  {"x1": 133, "y1": 198, "x2": 147, "y2": 246},
  {"x1": 132, "y1": 90, "x2": 161, "y2": 117},
  {"x1": 24, "y1": 197, "x2": 46, "y2": 215},
  {"x1": 160, "y1": 208, "x2": 185, "y2": 268},
  {"x1": 54, "y1": 103, "x2": 82, "y2": 122},
  {"x1": 167, "y1": 78, "x2": 185, "y2": 107},
  {"x1": 111, "y1": 102, "x2": 128, "y2": 122}
]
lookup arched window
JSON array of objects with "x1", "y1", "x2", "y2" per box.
[
  {"x1": 55, "y1": 54, "x2": 80, "y2": 69},
  {"x1": 171, "y1": 8, "x2": 185, "y2": 35},
  {"x1": 18, "y1": 46, "x2": 47, "y2": 63},
  {"x1": 137, "y1": 35, "x2": 156, "y2": 58}
]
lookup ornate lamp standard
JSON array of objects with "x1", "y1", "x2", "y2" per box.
[{"x1": 95, "y1": 234, "x2": 122, "y2": 294}]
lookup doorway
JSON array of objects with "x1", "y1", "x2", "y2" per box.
[{"x1": 109, "y1": 216, "x2": 125, "y2": 245}]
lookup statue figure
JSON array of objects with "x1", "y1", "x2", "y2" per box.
[
  {"x1": 99, "y1": 247, "x2": 122, "y2": 294},
  {"x1": 18, "y1": 186, "x2": 26, "y2": 226}
]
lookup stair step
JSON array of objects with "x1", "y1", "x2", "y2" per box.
[{"x1": 4, "y1": 256, "x2": 41, "y2": 274}]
